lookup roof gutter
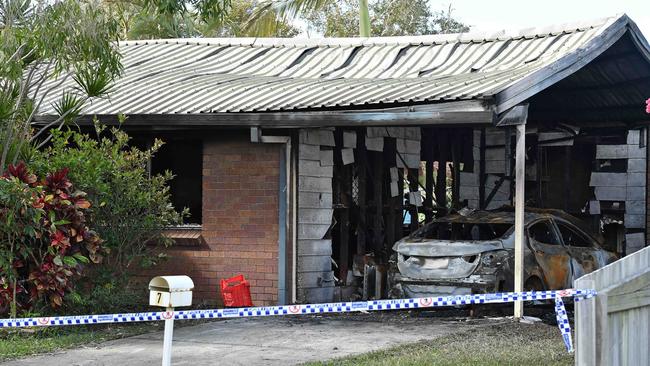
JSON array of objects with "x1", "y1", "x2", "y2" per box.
[{"x1": 32, "y1": 101, "x2": 496, "y2": 129}]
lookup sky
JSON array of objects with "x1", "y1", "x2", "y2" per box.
[{"x1": 447, "y1": 0, "x2": 650, "y2": 38}]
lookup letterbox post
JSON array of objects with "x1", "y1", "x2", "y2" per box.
[
  {"x1": 162, "y1": 306, "x2": 174, "y2": 366},
  {"x1": 148, "y1": 275, "x2": 194, "y2": 366}
]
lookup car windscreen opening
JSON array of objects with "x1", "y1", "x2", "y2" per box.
[{"x1": 412, "y1": 222, "x2": 513, "y2": 241}]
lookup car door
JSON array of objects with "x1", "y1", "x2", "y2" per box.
[
  {"x1": 554, "y1": 220, "x2": 601, "y2": 280},
  {"x1": 526, "y1": 220, "x2": 572, "y2": 289}
]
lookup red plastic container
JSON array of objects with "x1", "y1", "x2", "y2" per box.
[{"x1": 220, "y1": 274, "x2": 253, "y2": 307}]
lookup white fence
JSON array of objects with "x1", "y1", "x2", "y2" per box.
[{"x1": 575, "y1": 246, "x2": 650, "y2": 365}]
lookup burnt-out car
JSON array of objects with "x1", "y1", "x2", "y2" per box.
[{"x1": 389, "y1": 209, "x2": 617, "y2": 298}]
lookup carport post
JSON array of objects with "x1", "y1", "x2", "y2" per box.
[
  {"x1": 513, "y1": 122, "x2": 526, "y2": 319},
  {"x1": 497, "y1": 105, "x2": 528, "y2": 319}
]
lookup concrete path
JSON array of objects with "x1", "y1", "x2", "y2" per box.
[{"x1": 3, "y1": 313, "x2": 479, "y2": 365}]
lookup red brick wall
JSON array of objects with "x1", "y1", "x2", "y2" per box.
[{"x1": 140, "y1": 136, "x2": 280, "y2": 306}]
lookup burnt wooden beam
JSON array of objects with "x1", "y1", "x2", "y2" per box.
[
  {"x1": 372, "y1": 152, "x2": 384, "y2": 257},
  {"x1": 484, "y1": 176, "x2": 507, "y2": 207},
  {"x1": 564, "y1": 146, "x2": 571, "y2": 212},
  {"x1": 479, "y1": 128, "x2": 486, "y2": 209},
  {"x1": 451, "y1": 133, "x2": 460, "y2": 210},
  {"x1": 333, "y1": 130, "x2": 350, "y2": 284},
  {"x1": 425, "y1": 160, "x2": 434, "y2": 221},
  {"x1": 396, "y1": 168, "x2": 405, "y2": 240},
  {"x1": 536, "y1": 137, "x2": 543, "y2": 207},
  {"x1": 384, "y1": 138, "x2": 398, "y2": 252},
  {"x1": 424, "y1": 128, "x2": 435, "y2": 222},
  {"x1": 506, "y1": 127, "x2": 514, "y2": 202},
  {"x1": 356, "y1": 128, "x2": 368, "y2": 255},
  {"x1": 408, "y1": 168, "x2": 419, "y2": 232},
  {"x1": 435, "y1": 131, "x2": 448, "y2": 216}
]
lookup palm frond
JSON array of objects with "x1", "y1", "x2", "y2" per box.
[
  {"x1": 245, "y1": 0, "x2": 333, "y2": 37},
  {"x1": 72, "y1": 63, "x2": 115, "y2": 99},
  {"x1": 52, "y1": 91, "x2": 83, "y2": 124}
]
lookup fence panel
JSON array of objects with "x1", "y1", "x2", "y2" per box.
[{"x1": 575, "y1": 246, "x2": 650, "y2": 365}]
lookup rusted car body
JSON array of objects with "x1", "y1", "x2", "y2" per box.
[{"x1": 389, "y1": 209, "x2": 617, "y2": 298}]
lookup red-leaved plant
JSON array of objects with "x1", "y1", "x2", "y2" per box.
[{"x1": 0, "y1": 162, "x2": 104, "y2": 316}]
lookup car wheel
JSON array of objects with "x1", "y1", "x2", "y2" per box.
[{"x1": 524, "y1": 277, "x2": 545, "y2": 292}]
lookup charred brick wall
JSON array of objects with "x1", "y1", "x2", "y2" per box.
[{"x1": 138, "y1": 135, "x2": 281, "y2": 306}]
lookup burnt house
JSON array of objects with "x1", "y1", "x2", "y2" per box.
[{"x1": 35, "y1": 14, "x2": 650, "y2": 305}]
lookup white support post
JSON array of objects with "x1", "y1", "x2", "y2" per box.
[
  {"x1": 513, "y1": 123, "x2": 526, "y2": 319},
  {"x1": 162, "y1": 307, "x2": 175, "y2": 366}
]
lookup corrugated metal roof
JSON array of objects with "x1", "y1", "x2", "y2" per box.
[{"x1": 37, "y1": 14, "x2": 650, "y2": 116}]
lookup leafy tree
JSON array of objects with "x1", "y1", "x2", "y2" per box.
[
  {"x1": 372, "y1": 1, "x2": 467, "y2": 36},
  {"x1": 102, "y1": 0, "x2": 299, "y2": 39},
  {"x1": 101, "y1": 0, "x2": 202, "y2": 39},
  {"x1": 104, "y1": 0, "x2": 233, "y2": 38},
  {"x1": 304, "y1": 0, "x2": 468, "y2": 37},
  {"x1": 102, "y1": 0, "x2": 466, "y2": 39},
  {"x1": 248, "y1": 0, "x2": 467, "y2": 37},
  {"x1": 303, "y1": 0, "x2": 358, "y2": 37},
  {"x1": 0, "y1": 0, "x2": 122, "y2": 171}
]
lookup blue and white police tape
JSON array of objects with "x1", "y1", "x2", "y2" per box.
[
  {"x1": 554, "y1": 294, "x2": 573, "y2": 353},
  {"x1": 0, "y1": 288, "x2": 596, "y2": 352}
]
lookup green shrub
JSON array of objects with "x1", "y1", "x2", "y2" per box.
[
  {"x1": 32, "y1": 121, "x2": 185, "y2": 281},
  {"x1": 0, "y1": 163, "x2": 104, "y2": 317},
  {"x1": 64, "y1": 276, "x2": 149, "y2": 315}
]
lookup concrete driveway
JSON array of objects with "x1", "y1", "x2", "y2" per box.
[{"x1": 2, "y1": 313, "x2": 484, "y2": 365}]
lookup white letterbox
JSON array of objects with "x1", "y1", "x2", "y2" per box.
[{"x1": 149, "y1": 275, "x2": 194, "y2": 308}]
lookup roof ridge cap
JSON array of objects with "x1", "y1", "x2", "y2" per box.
[{"x1": 117, "y1": 15, "x2": 624, "y2": 47}]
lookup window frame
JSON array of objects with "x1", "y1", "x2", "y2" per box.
[
  {"x1": 527, "y1": 219, "x2": 563, "y2": 247},
  {"x1": 553, "y1": 220, "x2": 596, "y2": 249}
]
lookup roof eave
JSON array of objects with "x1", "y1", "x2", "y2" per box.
[
  {"x1": 33, "y1": 100, "x2": 497, "y2": 128},
  {"x1": 32, "y1": 104, "x2": 496, "y2": 129},
  {"x1": 494, "y1": 14, "x2": 647, "y2": 115}
]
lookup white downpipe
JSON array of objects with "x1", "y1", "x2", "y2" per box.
[
  {"x1": 291, "y1": 150, "x2": 298, "y2": 303},
  {"x1": 256, "y1": 132, "x2": 296, "y2": 304}
]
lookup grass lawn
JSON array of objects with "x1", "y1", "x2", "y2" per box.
[
  {"x1": 305, "y1": 321, "x2": 574, "y2": 366},
  {"x1": 0, "y1": 322, "x2": 159, "y2": 361}
]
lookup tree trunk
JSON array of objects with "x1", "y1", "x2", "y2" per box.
[{"x1": 359, "y1": 0, "x2": 371, "y2": 36}]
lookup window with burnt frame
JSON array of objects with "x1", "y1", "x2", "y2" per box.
[
  {"x1": 151, "y1": 140, "x2": 203, "y2": 224},
  {"x1": 528, "y1": 221, "x2": 561, "y2": 245},
  {"x1": 556, "y1": 223, "x2": 591, "y2": 248}
]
